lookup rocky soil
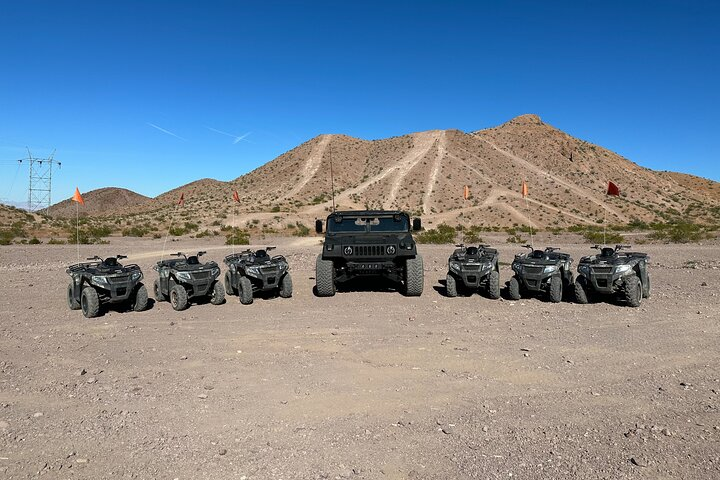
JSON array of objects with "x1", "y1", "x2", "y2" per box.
[{"x1": 0, "y1": 236, "x2": 718, "y2": 479}]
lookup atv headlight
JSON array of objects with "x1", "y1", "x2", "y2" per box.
[
  {"x1": 176, "y1": 271, "x2": 192, "y2": 282},
  {"x1": 131, "y1": 271, "x2": 142, "y2": 282},
  {"x1": 246, "y1": 266, "x2": 260, "y2": 275},
  {"x1": 230, "y1": 263, "x2": 236, "y2": 273},
  {"x1": 615, "y1": 264, "x2": 632, "y2": 275},
  {"x1": 91, "y1": 275, "x2": 110, "y2": 288},
  {"x1": 211, "y1": 267, "x2": 220, "y2": 277},
  {"x1": 543, "y1": 265, "x2": 558, "y2": 273},
  {"x1": 449, "y1": 261, "x2": 461, "y2": 273},
  {"x1": 578, "y1": 264, "x2": 590, "y2": 275},
  {"x1": 512, "y1": 263, "x2": 522, "y2": 273}
]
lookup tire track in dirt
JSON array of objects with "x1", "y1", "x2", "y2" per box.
[{"x1": 282, "y1": 134, "x2": 332, "y2": 200}]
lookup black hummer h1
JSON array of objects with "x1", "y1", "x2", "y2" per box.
[
  {"x1": 153, "y1": 251, "x2": 225, "y2": 311},
  {"x1": 314, "y1": 210, "x2": 423, "y2": 297},
  {"x1": 223, "y1": 247, "x2": 292, "y2": 305},
  {"x1": 445, "y1": 244, "x2": 501, "y2": 299},
  {"x1": 508, "y1": 245, "x2": 574, "y2": 303},
  {"x1": 66, "y1": 255, "x2": 148, "y2": 318},
  {"x1": 574, "y1": 245, "x2": 650, "y2": 307}
]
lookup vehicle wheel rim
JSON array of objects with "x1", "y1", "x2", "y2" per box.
[
  {"x1": 81, "y1": 296, "x2": 87, "y2": 315},
  {"x1": 171, "y1": 291, "x2": 177, "y2": 307}
]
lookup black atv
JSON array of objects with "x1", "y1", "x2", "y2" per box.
[
  {"x1": 223, "y1": 246, "x2": 292, "y2": 305},
  {"x1": 153, "y1": 251, "x2": 225, "y2": 311},
  {"x1": 574, "y1": 245, "x2": 650, "y2": 307},
  {"x1": 508, "y1": 245, "x2": 574, "y2": 303},
  {"x1": 314, "y1": 210, "x2": 424, "y2": 297},
  {"x1": 445, "y1": 244, "x2": 500, "y2": 299},
  {"x1": 66, "y1": 255, "x2": 148, "y2": 318}
]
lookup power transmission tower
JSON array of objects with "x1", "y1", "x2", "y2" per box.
[{"x1": 26, "y1": 148, "x2": 61, "y2": 212}]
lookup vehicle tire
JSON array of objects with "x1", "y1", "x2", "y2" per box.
[
  {"x1": 170, "y1": 285, "x2": 189, "y2": 311},
  {"x1": 153, "y1": 279, "x2": 166, "y2": 302},
  {"x1": 508, "y1": 276, "x2": 521, "y2": 300},
  {"x1": 315, "y1": 255, "x2": 336, "y2": 297},
  {"x1": 548, "y1": 275, "x2": 563, "y2": 303},
  {"x1": 238, "y1": 276, "x2": 254, "y2": 305},
  {"x1": 403, "y1": 255, "x2": 424, "y2": 297},
  {"x1": 574, "y1": 277, "x2": 590, "y2": 304},
  {"x1": 279, "y1": 273, "x2": 293, "y2": 298},
  {"x1": 67, "y1": 283, "x2": 80, "y2": 310},
  {"x1": 81, "y1": 287, "x2": 100, "y2": 318},
  {"x1": 642, "y1": 274, "x2": 651, "y2": 299},
  {"x1": 623, "y1": 275, "x2": 642, "y2": 308},
  {"x1": 445, "y1": 273, "x2": 458, "y2": 298},
  {"x1": 209, "y1": 281, "x2": 225, "y2": 305},
  {"x1": 224, "y1": 271, "x2": 237, "y2": 296},
  {"x1": 131, "y1": 283, "x2": 149, "y2": 312},
  {"x1": 486, "y1": 270, "x2": 500, "y2": 299}
]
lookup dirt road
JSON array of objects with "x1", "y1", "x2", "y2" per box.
[{"x1": 0, "y1": 237, "x2": 718, "y2": 479}]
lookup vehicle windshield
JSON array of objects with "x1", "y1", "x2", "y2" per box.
[{"x1": 327, "y1": 215, "x2": 409, "y2": 233}]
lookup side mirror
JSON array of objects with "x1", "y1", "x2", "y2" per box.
[
  {"x1": 315, "y1": 219, "x2": 323, "y2": 234},
  {"x1": 412, "y1": 218, "x2": 422, "y2": 231}
]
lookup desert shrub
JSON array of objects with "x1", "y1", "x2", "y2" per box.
[
  {"x1": 416, "y1": 223, "x2": 456, "y2": 244},
  {"x1": 459, "y1": 225, "x2": 483, "y2": 244},
  {"x1": 168, "y1": 226, "x2": 186, "y2": 236},
  {"x1": 28, "y1": 237, "x2": 42, "y2": 244},
  {"x1": 648, "y1": 222, "x2": 713, "y2": 243},
  {"x1": 225, "y1": 227, "x2": 250, "y2": 245},
  {"x1": 583, "y1": 231, "x2": 624, "y2": 244},
  {"x1": 506, "y1": 235, "x2": 526, "y2": 244},
  {"x1": 48, "y1": 238, "x2": 66, "y2": 245},
  {"x1": 293, "y1": 222, "x2": 310, "y2": 237},
  {"x1": 195, "y1": 229, "x2": 213, "y2": 238},
  {"x1": 122, "y1": 226, "x2": 150, "y2": 237}
]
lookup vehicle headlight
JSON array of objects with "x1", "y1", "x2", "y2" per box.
[
  {"x1": 543, "y1": 265, "x2": 558, "y2": 273},
  {"x1": 91, "y1": 275, "x2": 110, "y2": 288},
  {"x1": 176, "y1": 271, "x2": 192, "y2": 282},
  {"x1": 247, "y1": 266, "x2": 260, "y2": 275},
  {"x1": 326, "y1": 243, "x2": 334, "y2": 251},
  {"x1": 512, "y1": 263, "x2": 522, "y2": 273},
  {"x1": 343, "y1": 246, "x2": 353, "y2": 255},
  {"x1": 131, "y1": 271, "x2": 142, "y2": 282},
  {"x1": 615, "y1": 264, "x2": 632, "y2": 274},
  {"x1": 386, "y1": 245, "x2": 396, "y2": 255},
  {"x1": 229, "y1": 263, "x2": 236, "y2": 272},
  {"x1": 578, "y1": 264, "x2": 590, "y2": 275},
  {"x1": 449, "y1": 262, "x2": 461, "y2": 272},
  {"x1": 211, "y1": 267, "x2": 220, "y2": 277}
]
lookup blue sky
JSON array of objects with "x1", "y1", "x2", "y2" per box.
[{"x1": 1, "y1": 1, "x2": 718, "y2": 207}]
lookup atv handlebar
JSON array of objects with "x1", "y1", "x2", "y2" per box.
[
  {"x1": 198, "y1": 251, "x2": 206, "y2": 256},
  {"x1": 545, "y1": 247, "x2": 559, "y2": 252},
  {"x1": 170, "y1": 252, "x2": 185, "y2": 258},
  {"x1": 522, "y1": 244, "x2": 533, "y2": 250},
  {"x1": 266, "y1": 246, "x2": 276, "y2": 251},
  {"x1": 616, "y1": 244, "x2": 632, "y2": 250}
]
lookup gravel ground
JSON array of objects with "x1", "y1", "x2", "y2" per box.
[{"x1": 0, "y1": 236, "x2": 718, "y2": 479}]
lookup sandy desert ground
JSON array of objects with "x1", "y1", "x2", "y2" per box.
[{"x1": 0, "y1": 235, "x2": 718, "y2": 479}]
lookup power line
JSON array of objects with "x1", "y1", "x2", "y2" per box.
[{"x1": 25, "y1": 148, "x2": 61, "y2": 213}]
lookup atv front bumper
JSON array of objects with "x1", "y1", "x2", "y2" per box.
[
  {"x1": 451, "y1": 266, "x2": 492, "y2": 288},
  {"x1": 518, "y1": 273, "x2": 554, "y2": 292}
]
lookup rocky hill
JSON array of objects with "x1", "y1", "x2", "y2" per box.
[
  {"x1": 46, "y1": 115, "x2": 720, "y2": 231},
  {"x1": 49, "y1": 187, "x2": 150, "y2": 217}
]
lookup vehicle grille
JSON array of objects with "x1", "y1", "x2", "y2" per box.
[
  {"x1": 193, "y1": 271, "x2": 212, "y2": 279},
  {"x1": 260, "y1": 266, "x2": 279, "y2": 275},
  {"x1": 349, "y1": 245, "x2": 386, "y2": 257},
  {"x1": 107, "y1": 275, "x2": 130, "y2": 284},
  {"x1": 591, "y1": 266, "x2": 613, "y2": 274},
  {"x1": 524, "y1": 266, "x2": 544, "y2": 274},
  {"x1": 463, "y1": 264, "x2": 480, "y2": 271}
]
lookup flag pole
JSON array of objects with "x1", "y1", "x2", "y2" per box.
[
  {"x1": 76, "y1": 200, "x2": 80, "y2": 263},
  {"x1": 522, "y1": 180, "x2": 533, "y2": 249},
  {"x1": 603, "y1": 206, "x2": 607, "y2": 245}
]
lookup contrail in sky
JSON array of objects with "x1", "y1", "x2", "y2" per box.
[
  {"x1": 205, "y1": 126, "x2": 251, "y2": 144},
  {"x1": 147, "y1": 123, "x2": 186, "y2": 141}
]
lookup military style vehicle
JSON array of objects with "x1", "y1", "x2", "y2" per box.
[
  {"x1": 508, "y1": 245, "x2": 573, "y2": 303},
  {"x1": 574, "y1": 244, "x2": 650, "y2": 307},
  {"x1": 223, "y1": 247, "x2": 292, "y2": 305},
  {"x1": 445, "y1": 244, "x2": 500, "y2": 299},
  {"x1": 153, "y1": 251, "x2": 224, "y2": 311},
  {"x1": 66, "y1": 255, "x2": 148, "y2": 318},
  {"x1": 314, "y1": 210, "x2": 423, "y2": 297}
]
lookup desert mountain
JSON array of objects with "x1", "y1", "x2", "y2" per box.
[
  {"x1": 49, "y1": 187, "x2": 150, "y2": 217},
  {"x1": 48, "y1": 115, "x2": 720, "y2": 229}
]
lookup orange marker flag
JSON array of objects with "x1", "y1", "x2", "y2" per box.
[
  {"x1": 521, "y1": 181, "x2": 528, "y2": 198},
  {"x1": 177, "y1": 193, "x2": 185, "y2": 206},
  {"x1": 232, "y1": 190, "x2": 240, "y2": 203},
  {"x1": 606, "y1": 181, "x2": 620, "y2": 197},
  {"x1": 72, "y1": 187, "x2": 85, "y2": 205},
  {"x1": 463, "y1": 185, "x2": 470, "y2": 200}
]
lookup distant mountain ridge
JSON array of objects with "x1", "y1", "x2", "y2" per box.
[{"x1": 48, "y1": 115, "x2": 720, "y2": 229}]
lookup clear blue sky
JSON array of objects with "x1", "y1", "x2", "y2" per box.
[{"x1": 1, "y1": 1, "x2": 718, "y2": 207}]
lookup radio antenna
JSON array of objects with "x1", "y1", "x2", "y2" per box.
[{"x1": 329, "y1": 140, "x2": 336, "y2": 213}]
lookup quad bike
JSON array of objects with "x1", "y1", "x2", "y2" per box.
[
  {"x1": 575, "y1": 244, "x2": 650, "y2": 307},
  {"x1": 153, "y1": 251, "x2": 224, "y2": 311},
  {"x1": 508, "y1": 245, "x2": 574, "y2": 303},
  {"x1": 223, "y1": 246, "x2": 292, "y2": 305}
]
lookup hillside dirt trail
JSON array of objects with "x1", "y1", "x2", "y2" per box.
[
  {"x1": 1, "y1": 238, "x2": 718, "y2": 479},
  {"x1": 477, "y1": 138, "x2": 629, "y2": 222},
  {"x1": 282, "y1": 134, "x2": 332, "y2": 200}
]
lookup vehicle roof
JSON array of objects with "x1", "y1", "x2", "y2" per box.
[{"x1": 328, "y1": 210, "x2": 408, "y2": 217}]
